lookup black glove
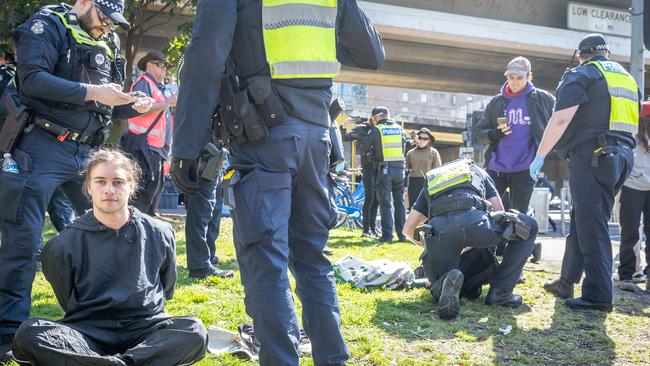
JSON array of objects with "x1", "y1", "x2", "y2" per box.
[{"x1": 171, "y1": 157, "x2": 199, "y2": 196}]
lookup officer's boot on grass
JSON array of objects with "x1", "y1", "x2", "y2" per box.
[
  {"x1": 543, "y1": 277, "x2": 574, "y2": 299},
  {"x1": 565, "y1": 297, "x2": 613, "y2": 312},
  {"x1": 0, "y1": 335, "x2": 13, "y2": 363},
  {"x1": 436, "y1": 269, "x2": 464, "y2": 320},
  {"x1": 485, "y1": 288, "x2": 522, "y2": 308},
  {"x1": 189, "y1": 265, "x2": 234, "y2": 279}
]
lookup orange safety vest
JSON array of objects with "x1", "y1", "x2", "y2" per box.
[{"x1": 127, "y1": 74, "x2": 168, "y2": 149}]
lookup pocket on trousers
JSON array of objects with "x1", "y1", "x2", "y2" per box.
[
  {"x1": 233, "y1": 169, "x2": 291, "y2": 246},
  {"x1": 0, "y1": 171, "x2": 27, "y2": 224}
]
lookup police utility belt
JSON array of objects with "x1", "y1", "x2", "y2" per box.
[
  {"x1": 31, "y1": 115, "x2": 107, "y2": 147},
  {"x1": 569, "y1": 133, "x2": 633, "y2": 167},
  {"x1": 428, "y1": 194, "x2": 491, "y2": 217},
  {"x1": 214, "y1": 75, "x2": 288, "y2": 145}
]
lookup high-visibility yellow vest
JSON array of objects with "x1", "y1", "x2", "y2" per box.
[
  {"x1": 377, "y1": 123, "x2": 404, "y2": 162},
  {"x1": 50, "y1": 10, "x2": 114, "y2": 60},
  {"x1": 262, "y1": 0, "x2": 340, "y2": 79},
  {"x1": 587, "y1": 60, "x2": 639, "y2": 135},
  {"x1": 426, "y1": 159, "x2": 473, "y2": 197}
]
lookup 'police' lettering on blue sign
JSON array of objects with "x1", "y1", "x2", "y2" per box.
[
  {"x1": 382, "y1": 128, "x2": 401, "y2": 135},
  {"x1": 601, "y1": 61, "x2": 626, "y2": 74}
]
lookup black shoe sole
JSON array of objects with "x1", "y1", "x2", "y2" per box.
[
  {"x1": 566, "y1": 299, "x2": 613, "y2": 312},
  {"x1": 438, "y1": 270, "x2": 464, "y2": 320}
]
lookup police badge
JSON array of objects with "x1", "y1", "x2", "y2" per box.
[{"x1": 30, "y1": 19, "x2": 46, "y2": 34}]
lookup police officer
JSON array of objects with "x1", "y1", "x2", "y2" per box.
[
  {"x1": 341, "y1": 115, "x2": 379, "y2": 237},
  {"x1": 0, "y1": 0, "x2": 153, "y2": 361},
  {"x1": 530, "y1": 34, "x2": 637, "y2": 311},
  {"x1": 185, "y1": 150, "x2": 234, "y2": 279},
  {"x1": 362, "y1": 107, "x2": 408, "y2": 242},
  {"x1": 403, "y1": 159, "x2": 538, "y2": 320},
  {"x1": 171, "y1": 0, "x2": 384, "y2": 364}
]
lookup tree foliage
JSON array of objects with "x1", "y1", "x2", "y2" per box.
[
  {"x1": 0, "y1": 0, "x2": 194, "y2": 87},
  {"x1": 0, "y1": 0, "x2": 74, "y2": 54},
  {"x1": 122, "y1": 0, "x2": 193, "y2": 87}
]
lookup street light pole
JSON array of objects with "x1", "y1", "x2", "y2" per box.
[{"x1": 631, "y1": 0, "x2": 645, "y2": 97}]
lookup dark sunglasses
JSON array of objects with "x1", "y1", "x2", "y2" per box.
[
  {"x1": 151, "y1": 61, "x2": 168, "y2": 68},
  {"x1": 417, "y1": 136, "x2": 430, "y2": 141},
  {"x1": 93, "y1": 2, "x2": 116, "y2": 30}
]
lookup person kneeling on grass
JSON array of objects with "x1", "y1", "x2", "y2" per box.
[
  {"x1": 402, "y1": 159, "x2": 538, "y2": 320},
  {"x1": 11, "y1": 148, "x2": 207, "y2": 366}
]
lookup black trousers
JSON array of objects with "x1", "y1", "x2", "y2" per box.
[
  {"x1": 618, "y1": 185, "x2": 650, "y2": 279},
  {"x1": 487, "y1": 169, "x2": 535, "y2": 213},
  {"x1": 560, "y1": 145, "x2": 633, "y2": 303},
  {"x1": 407, "y1": 177, "x2": 426, "y2": 210},
  {"x1": 133, "y1": 153, "x2": 165, "y2": 216},
  {"x1": 361, "y1": 164, "x2": 379, "y2": 232},
  {"x1": 12, "y1": 316, "x2": 207, "y2": 366}
]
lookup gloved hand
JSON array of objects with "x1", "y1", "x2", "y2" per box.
[
  {"x1": 529, "y1": 156, "x2": 545, "y2": 182},
  {"x1": 171, "y1": 157, "x2": 199, "y2": 195}
]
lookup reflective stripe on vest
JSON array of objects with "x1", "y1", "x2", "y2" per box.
[
  {"x1": 587, "y1": 60, "x2": 639, "y2": 135},
  {"x1": 50, "y1": 10, "x2": 114, "y2": 59},
  {"x1": 426, "y1": 159, "x2": 472, "y2": 197},
  {"x1": 377, "y1": 123, "x2": 404, "y2": 162},
  {"x1": 262, "y1": 0, "x2": 340, "y2": 79},
  {"x1": 127, "y1": 74, "x2": 168, "y2": 149}
]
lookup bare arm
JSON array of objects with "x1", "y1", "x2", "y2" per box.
[
  {"x1": 535, "y1": 106, "x2": 579, "y2": 157},
  {"x1": 402, "y1": 209, "x2": 428, "y2": 246}
]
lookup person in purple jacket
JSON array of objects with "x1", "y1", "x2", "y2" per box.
[{"x1": 477, "y1": 57, "x2": 555, "y2": 213}]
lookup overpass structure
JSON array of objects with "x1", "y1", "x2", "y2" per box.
[{"x1": 337, "y1": 0, "x2": 645, "y2": 96}]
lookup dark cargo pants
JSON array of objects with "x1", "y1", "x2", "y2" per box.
[
  {"x1": 230, "y1": 117, "x2": 349, "y2": 366},
  {"x1": 0, "y1": 128, "x2": 91, "y2": 338},
  {"x1": 185, "y1": 177, "x2": 224, "y2": 271},
  {"x1": 422, "y1": 209, "x2": 538, "y2": 293},
  {"x1": 560, "y1": 144, "x2": 633, "y2": 303}
]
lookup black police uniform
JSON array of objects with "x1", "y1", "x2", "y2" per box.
[
  {"x1": 341, "y1": 122, "x2": 379, "y2": 234},
  {"x1": 0, "y1": 4, "x2": 138, "y2": 352},
  {"x1": 173, "y1": 0, "x2": 384, "y2": 365},
  {"x1": 362, "y1": 118, "x2": 407, "y2": 242},
  {"x1": 553, "y1": 56, "x2": 636, "y2": 305},
  {"x1": 412, "y1": 163, "x2": 538, "y2": 297}
]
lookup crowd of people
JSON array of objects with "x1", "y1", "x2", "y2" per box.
[{"x1": 0, "y1": 0, "x2": 648, "y2": 365}]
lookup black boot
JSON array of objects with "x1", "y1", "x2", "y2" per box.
[
  {"x1": 437, "y1": 269, "x2": 464, "y2": 320},
  {"x1": 543, "y1": 277, "x2": 574, "y2": 298},
  {"x1": 485, "y1": 287, "x2": 522, "y2": 308},
  {"x1": 565, "y1": 297, "x2": 613, "y2": 312},
  {"x1": 0, "y1": 335, "x2": 13, "y2": 363}
]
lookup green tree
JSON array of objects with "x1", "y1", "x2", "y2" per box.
[
  {"x1": 123, "y1": 0, "x2": 193, "y2": 87},
  {"x1": 0, "y1": 0, "x2": 74, "y2": 54}
]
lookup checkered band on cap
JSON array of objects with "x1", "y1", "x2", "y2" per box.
[{"x1": 95, "y1": 0, "x2": 124, "y2": 13}]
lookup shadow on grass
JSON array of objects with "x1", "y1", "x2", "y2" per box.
[{"x1": 370, "y1": 289, "x2": 616, "y2": 365}]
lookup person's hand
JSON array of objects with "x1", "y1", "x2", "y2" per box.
[
  {"x1": 497, "y1": 122, "x2": 512, "y2": 136},
  {"x1": 85, "y1": 83, "x2": 135, "y2": 106},
  {"x1": 529, "y1": 156, "x2": 545, "y2": 182},
  {"x1": 131, "y1": 97, "x2": 154, "y2": 114},
  {"x1": 166, "y1": 93, "x2": 178, "y2": 108},
  {"x1": 171, "y1": 157, "x2": 199, "y2": 195}
]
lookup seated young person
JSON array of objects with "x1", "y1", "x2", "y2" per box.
[{"x1": 11, "y1": 148, "x2": 207, "y2": 366}]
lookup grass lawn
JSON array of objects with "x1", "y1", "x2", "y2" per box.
[{"x1": 12, "y1": 217, "x2": 650, "y2": 365}]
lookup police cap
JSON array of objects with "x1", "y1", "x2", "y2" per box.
[
  {"x1": 577, "y1": 33, "x2": 609, "y2": 55},
  {"x1": 94, "y1": 0, "x2": 130, "y2": 30},
  {"x1": 371, "y1": 106, "x2": 390, "y2": 117}
]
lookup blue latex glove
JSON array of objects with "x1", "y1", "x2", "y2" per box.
[{"x1": 529, "y1": 156, "x2": 545, "y2": 182}]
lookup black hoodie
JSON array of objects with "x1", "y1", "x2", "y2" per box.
[{"x1": 41, "y1": 207, "x2": 177, "y2": 327}]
